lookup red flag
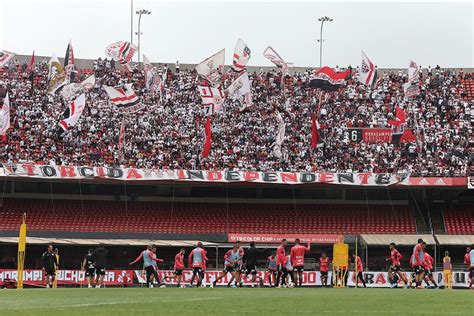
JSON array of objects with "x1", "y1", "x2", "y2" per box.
[
  {"x1": 388, "y1": 106, "x2": 406, "y2": 126},
  {"x1": 118, "y1": 121, "x2": 125, "y2": 151},
  {"x1": 201, "y1": 116, "x2": 212, "y2": 158},
  {"x1": 28, "y1": 51, "x2": 35, "y2": 72},
  {"x1": 311, "y1": 113, "x2": 320, "y2": 148}
]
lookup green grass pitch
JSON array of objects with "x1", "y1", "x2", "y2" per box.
[{"x1": 0, "y1": 287, "x2": 472, "y2": 315}]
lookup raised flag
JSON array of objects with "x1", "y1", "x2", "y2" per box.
[
  {"x1": 387, "y1": 106, "x2": 406, "y2": 126},
  {"x1": 311, "y1": 113, "x2": 320, "y2": 148},
  {"x1": 232, "y1": 39, "x2": 251, "y2": 72},
  {"x1": 64, "y1": 41, "x2": 75, "y2": 69},
  {"x1": 408, "y1": 60, "x2": 419, "y2": 83},
  {"x1": 359, "y1": 51, "x2": 375, "y2": 87},
  {"x1": 105, "y1": 41, "x2": 137, "y2": 72},
  {"x1": 28, "y1": 51, "x2": 35, "y2": 72},
  {"x1": 80, "y1": 74, "x2": 95, "y2": 90},
  {"x1": 309, "y1": 67, "x2": 350, "y2": 91},
  {"x1": 226, "y1": 72, "x2": 252, "y2": 111},
  {"x1": 118, "y1": 120, "x2": 125, "y2": 151},
  {"x1": 0, "y1": 51, "x2": 15, "y2": 68},
  {"x1": 47, "y1": 54, "x2": 67, "y2": 94},
  {"x1": 0, "y1": 93, "x2": 10, "y2": 136},
  {"x1": 143, "y1": 55, "x2": 162, "y2": 94},
  {"x1": 201, "y1": 116, "x2": 212, "y2": 158},
  {"x1": 198, "y1": 86, "x2": 225, "y2": 114},
  {"x1": 263, "y1": 46, "x2": 291, "y2": 73},
  {"x1": 273, "y1": 112, "x2": 286, "y2": 158},
  {"x1": 103, "y1": 84, "x2": 143, "y2": 113},
  {"x1": 195, "y1": 49, "x2": 225, "y2": 87},
  {"x1": 59, "y1": 94, "x2": 86, "y2": 132}
]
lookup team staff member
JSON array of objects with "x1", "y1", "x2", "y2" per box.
[
  {"x1": 82, "y1": 249, "x2": 95, "y2": 288},
  {"x1": 242, "y1": 242, "x2": 259, "y2": 288},
  {"x1": 42, "y1": 244, "x2": 58, "y2": 289},
  {"x1": 94, "y1": 244, "x2": 108, "y2": 288},
  {"x1": 290, "y1": 239, "x2": 310, "y2": 287},
  {"x1": 319, "y1": 253, "x2": 330, "y2": 287}
]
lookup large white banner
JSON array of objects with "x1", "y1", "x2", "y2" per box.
[{"x1": 0, "y1": 163, "x2": 411, "y2": 186}]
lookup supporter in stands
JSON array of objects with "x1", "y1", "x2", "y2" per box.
[{"x1": 0, "y1": 60, "x2": 471, "y2": 176}]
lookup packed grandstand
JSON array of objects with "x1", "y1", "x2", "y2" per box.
[{"x1": 0, "y1": 52, "x2": 472, "y2": 176}]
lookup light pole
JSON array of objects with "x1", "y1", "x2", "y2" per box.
[
  {"x1": 136, "y1": 9, "x2": 151, "y2": 67},
  {"x1": 317, "y1": 16, "x2": 333, "y2": 68}
]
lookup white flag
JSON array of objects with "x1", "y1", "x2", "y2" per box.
[
  {"x1": 232, "y1": 39, "x2": 251, "y2": 72},
  {"x1": 195, "y1": 49, "x2": 225, "y2": 87},
  {"x1": 226, "y1": 72, "x2": 252, "y2": 111},
  {"x1": 408, "y1": 60, "x2": 419, "y2": 83},
  {"x1": 81, "y1": 74, "x2": 95, "y2": 90},
  {"x1": 0, "y1": 93, "x2": 10, "y2": 135},
  {"x1": 359, "y1": 51, "x2": 375, "y2": 86},
  {"x1": 0, "y1": 51, "x2": 15, "y2": 68},
  {"x1": 104, "y1": 84, "x2": 143, "y2": 113},
  {"x1": 273, "y1": 112, "x2": 286, "y2": 158},
  {"x1": 59, "y1": 94, "x2": 86, "y2": 131},
  {"x1": 263, "y1": 46, "x2": 290, "y2": 73},
  {"x1": 198, "y1": 86, "x2": 225, "y2": 114},
  {"x1": 48, "y1": 54, "x2": 67, "y2": 94},
  {"x1": 105, "y1": 41, "x2": 137, "y2": 72}
]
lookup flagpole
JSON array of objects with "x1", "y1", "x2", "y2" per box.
[{"x1": 130, "y1": 0, "x2": 134, "y2": 45}]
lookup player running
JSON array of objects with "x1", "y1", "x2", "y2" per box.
[
  {"x1": 266, "y1": 251, "x2": 278, "y2": 287},
  {"x1": 275, "y1": 239, "x2": 288, "y2": 288},
  {"x1": 213, "y1": 243, "x2": 242, "y2": 288},
  {"x1": 352, "y1": 254, "x2": 366, "y2": 288},
  {"x1": 386, "y1": 243, "x2": 408, "y2": 288},
  {"x1": 129, "y1": 245, "x2": 164, "y2": 288},
  {"x1": 188, "y1": 242, "x2": 208, "y2": 287},
  {"x1": 319, "y1": 252, "x2": 330, "y2": 287},
  {"x1": 42, "y1": 244, "x2": 58, "y2": 289},
  {"x1": 422, "y1": 243, "x2": 437, "y2": 288},
  {"x1": 290, "y1": 239, "x2": 310, "y2": 287},
  {"x1": 82, "y1": 248, "x2": 95, "y2": 288},
  {"x1": 411, "y1": 238, "x2": 425, "y2": 289}
]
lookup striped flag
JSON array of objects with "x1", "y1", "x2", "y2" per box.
[
  {"x1": 0, "y1": 51, "x2": 15, "y2": 68},
  {"x1": 232, "y1": 39, "x2": 251, "y2": 72},
  {"x1": 59, "y1": 94, "x2": 86, "y2": 132},
  {"x1": 0, "y1": 93, "x2": 10, "y2": 136},
  {"x1": 201, "y1": 116, "x2": 212, "y2": 158},
  {"x1": 105, "y1": 41, "x2": 137, "y2": 72},
  {"x1": 198, "y1": 86, "x2": 225, "y2": 114},
  {"x1": 359, "y1": 51, "x2": 375, "y2": 87},
  {"x1": 103, "y1": 84, "x2": 143, "y2": 113}
]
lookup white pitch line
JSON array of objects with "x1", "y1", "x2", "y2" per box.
[{"x1": 4, "y1": 297, "x2": 223, "y2": 310}]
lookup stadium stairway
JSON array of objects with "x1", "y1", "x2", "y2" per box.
[{"x1": 429, "y1": 203, "x2": 446, "y2": 235}]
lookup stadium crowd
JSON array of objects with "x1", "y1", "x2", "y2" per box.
[{"x1": 0, "y1": 58, "x2": 472, "y2": 176}]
